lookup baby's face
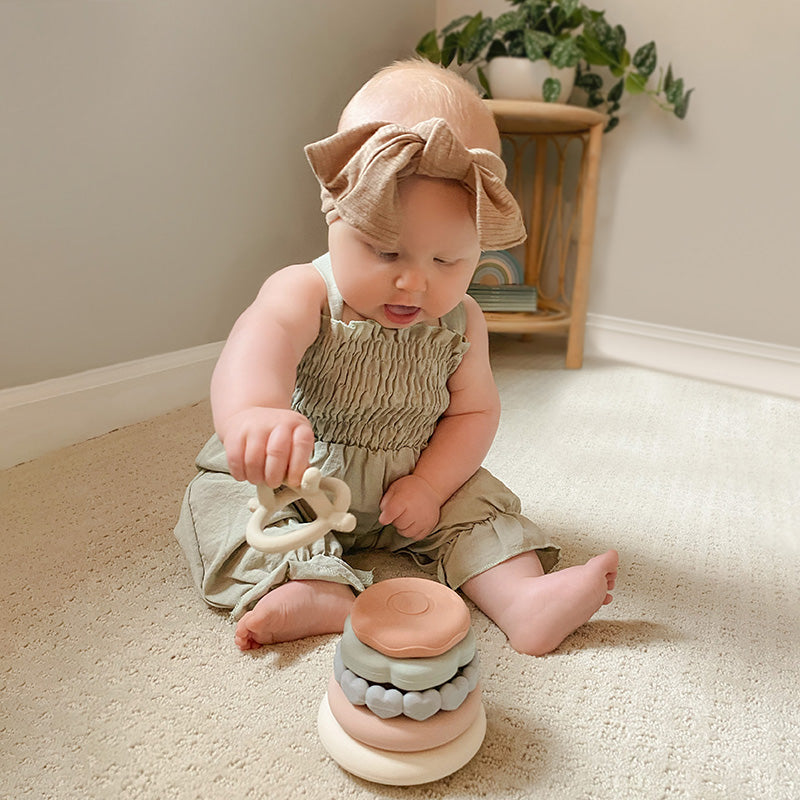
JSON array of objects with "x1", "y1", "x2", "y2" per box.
[{"x1": 328, "y1": 177, "x2": 480, "y2": 328}]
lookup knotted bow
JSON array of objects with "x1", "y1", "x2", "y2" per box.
[{"x1": 304, "y1": 118, "x2": 526, "y2": 251}]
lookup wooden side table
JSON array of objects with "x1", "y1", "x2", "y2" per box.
[{"x1": 483, "y1": 100, "x2": 606, "y2": 368}]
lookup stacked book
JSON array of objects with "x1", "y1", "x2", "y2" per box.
[{"x1": 467, "y1": 283, "x2": 538, "y2": 313}]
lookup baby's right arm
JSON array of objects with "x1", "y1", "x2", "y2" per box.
[{"x1": 210, "y1": 263, "x2": 327, "y2": 488}]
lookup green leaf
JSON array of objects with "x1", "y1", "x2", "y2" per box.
[
  {"x1": 486, "y1": 39, "x2": 509, "y2": 60},
  {"x1": 587, "y1": 13, "x2": 613, "y2": 49},
  {"x1": 666, "y1": 76, "x2": 684, "y2": 105},
  {"x1": 441, "y1": 32, "x2": 460, "y2": 67},
  {"x1": 625, "y1": 72, "x2": 647, "y2": 94},
  {"x1": 477, "y1": 66, "x2": 492, "y2": 98},
  {"x1": 494, "y1": 10, "x2": 523, "y2": 34},
  {"x1": 441, "y1": 15, "x2": 472, "y2": 37},
  {"x1": 607, "y1": 78, "x2": 624, "y2": 103},
  {"x1": 523, "y1": 1, "x2": 549, "y2": 26},
  {"x1": 550, "y1": 36, "x2": 581, "y2": 68},
  {"x1": 674, "y1": 87, "x2": 693, "y2": 119},
  {"x1": 560, "y1": 0, "x2": 580, "y2": 18},
  {"x1": 604, "y1": 116, "x2": 620, "y2": 133},
  {"x1": 543, "y1": 77, "x2": 562, "y2": 103},
  {"x1": 524, "y1": 29, "x2": 553, "y2": 60},
  {"x1": 575, "y1": 72, "x2": 603, "y2": 92},
  {"x1": 458, "y1": 12, "x2": 483, "y2": 52},
  {"x1": 462, "y1": 17, "x2": 494, "y2": 62},
  {"x1": 613, "y1": 24, "x2": 626, "y2": 52},
  {"x1": 663, "y1": 64, "x2": 675, "y2": 94},
  {"x1": 607, "y1": 24, "x2": 626, "y2": 59},
  {"x1": 587, "y1": 92, "x2": 604, "y2": 108},
  {"x1": 577, "y1": 32, "x2": 616, "y2": 68},
  {"x1": 504, "y1": 31, "x2": 527, "y2": 58},
  {"x1": 633, "y1": 41, "x2": 657, "y2": 78},
  {"x1": 609, "y1": 47, "x2": 630, "y2": 76},
  {"x1": 415, "y1": 30, "x2": 441, "y2": 63}
]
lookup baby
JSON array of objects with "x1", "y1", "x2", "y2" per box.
[{"x1": 174, "y1": 59, "x2": 617, "y2": 656}]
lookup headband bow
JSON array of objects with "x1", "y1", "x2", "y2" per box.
[{"x1": 304, "y1": 118, "x2": 526, "y2": 250}]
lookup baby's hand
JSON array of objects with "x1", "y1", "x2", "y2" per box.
[
  {"x1": 220, "y1": 407, "x2": 315, "y2": 488},
  {"x1": 378, "y1": 475, "x2": 443, "y2": 541}
]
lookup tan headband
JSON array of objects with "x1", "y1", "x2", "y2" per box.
[{"x1": 304, "y1": 118, "x2": 526, "y2": 251}]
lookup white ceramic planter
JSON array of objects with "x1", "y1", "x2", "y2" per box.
[{"x1": 486, "y1": 56, "x2": 576, "y2": 103}]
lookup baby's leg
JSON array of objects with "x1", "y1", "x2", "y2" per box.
[
  {"x1": 461, "y1": 550, "x2": 618, "y2": 656},
  {"x1": 234, "y1": 580, "x2": 355, "y2": 651}
]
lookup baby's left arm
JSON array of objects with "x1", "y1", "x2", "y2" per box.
[{"x1": 379, "y1": 296, "x2": 501, "y2": 540}]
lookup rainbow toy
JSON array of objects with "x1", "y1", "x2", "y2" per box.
[{"x1": 471, "y1": 249, "x2": 524, "y2": 286}]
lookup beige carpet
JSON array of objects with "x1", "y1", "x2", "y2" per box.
[{"x1": 2, "y1": 336, "x2": 798, "y2": 799}]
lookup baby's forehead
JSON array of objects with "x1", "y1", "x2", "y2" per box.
[{"x1": 338, "y1": 74, "x2": 500, "y2": 155}]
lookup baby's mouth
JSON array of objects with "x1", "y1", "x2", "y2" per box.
[{"x1": 384, "y1": 305, "x2": 421, "y2": 325}]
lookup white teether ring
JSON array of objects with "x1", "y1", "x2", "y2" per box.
[{"x1": 246, "y1": 467, "x2": 356, "y2": 553}]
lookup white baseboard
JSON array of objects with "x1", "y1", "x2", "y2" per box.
[
  {"x1": 0, "y1": 342, "x2": 223, "y2": 470},
  {"x1": 3, "y1": 318, "x2": 798, "y2": 471},
  {"x1": 585, "y1": 314, "x2": 800, "y2": 400}
]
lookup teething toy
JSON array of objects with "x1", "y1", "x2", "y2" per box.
[
  {"x1": 318, "y1": 577, "x2": 487, "y2": 785},
  {"x1": 246, "y1": 467, "x2": 356, "y2": 554}
]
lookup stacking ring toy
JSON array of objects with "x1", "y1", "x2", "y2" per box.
[{"x1": 319, "y1": 577, "x2": 487, "y2": 785}]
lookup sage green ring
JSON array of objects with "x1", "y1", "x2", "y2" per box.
[{"x1": 339, "y1": 617, "x2": 477, "y2": 691}]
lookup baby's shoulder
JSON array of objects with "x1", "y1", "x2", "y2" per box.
[
  {"x1": 257, "y1": 262, "x2": 328, "y2": 314},
  {"x1": 264, "y1": 261, "x2": 325, "y2": 290}
]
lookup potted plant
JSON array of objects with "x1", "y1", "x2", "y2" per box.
[{"x1": 416, "y1": 0, "x2": 693, "y2": 132}]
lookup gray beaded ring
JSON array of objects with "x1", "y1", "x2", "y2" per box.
[{"x1": 334, "y1": 643, "x2": 480, "y2": 721}]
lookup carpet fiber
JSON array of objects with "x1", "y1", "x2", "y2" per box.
[{"x1": 2, "y1": 336, "x2": 798, "y2": 799}]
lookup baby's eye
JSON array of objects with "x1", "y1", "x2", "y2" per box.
[
  {"x1": 376, "y1": 250, "x2": 399, "y2": 262},
  {"x1": 434, "y1": 257, "x2": 454, "y2": 266}
]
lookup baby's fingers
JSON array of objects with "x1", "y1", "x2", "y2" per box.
[
  {"x1": 378, "y1": 491, "x2": 404, "y2": 527},
  {"x1": 387, "y1": 510, "x2": 425, "y2": 541},
  {"x1": 264, "y1": 426, "x2": 292, "y2": 488},
  {"x1": 239, "y1": 430, "x2": 269, "y2": 484},
  {"x1": 224, "y1": 435, "x2": 246, "y2": 482},
  {"x1": 285, "y1": 424, "x2": 315, "y2": 487}
]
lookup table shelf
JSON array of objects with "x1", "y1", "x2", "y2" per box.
[{"x1": 483, "y1": 100, "x2": 606, "y2": 368}]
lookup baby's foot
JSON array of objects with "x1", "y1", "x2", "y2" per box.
[
  {"x1": 502, "y1": 551, "x2": 618, "y2": 656},
  {"x1": 234, "y1": 579, "x2": 355, "y2": 651}
]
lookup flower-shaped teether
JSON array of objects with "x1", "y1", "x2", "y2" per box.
[{"x1": 246, "y1": 467, "x2": 356, "y2": 554}]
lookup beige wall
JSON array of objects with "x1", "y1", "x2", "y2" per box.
[
  {"x1": 439, "y1": 0, "x2": 800, "y2": 348},
  {"x1": 4, "y1": 0, "x2": 798, "y2": 394},
  {"x1": 0, "y1": 0, "x2": 434, "y2": 388}
]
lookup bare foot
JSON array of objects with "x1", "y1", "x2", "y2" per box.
[
  {"x1": 463, "y1": 550, "x2": 619, "y2": 656},
  {"x1": 234, "y1": 579, "x2": 355, "y2": 651}
]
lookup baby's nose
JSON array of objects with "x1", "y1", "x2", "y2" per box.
[{"x1": 395, "y1": 265, "x2": 427, "y2": 293}]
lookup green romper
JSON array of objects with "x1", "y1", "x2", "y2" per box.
[{"x1": 173, "y1": 253, "x2": 559, "y2": 620}]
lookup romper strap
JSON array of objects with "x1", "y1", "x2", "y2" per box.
[
  {"x1": 440, "y1": 302, "x2": 467, "y2": 335},
  {"x1": 312, "y1": 252, "x2": 344, "y2": 320}
]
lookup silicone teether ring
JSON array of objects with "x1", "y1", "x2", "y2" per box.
[{"x1": 246, "y1": 467, "x2": 356, "y2": 554}]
